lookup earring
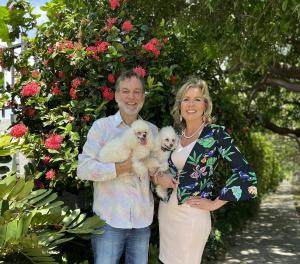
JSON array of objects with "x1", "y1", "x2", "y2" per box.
[{"x1": 180, "y1": 115, "x2": 182, "y2": 122}]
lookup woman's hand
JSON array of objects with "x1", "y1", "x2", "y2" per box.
[
  {"x1": 155, "y1": 172, "x2": 178, "y2": 189},
  {"x1": 185, "y1": 197, "x2": 227, "y2": 211}
]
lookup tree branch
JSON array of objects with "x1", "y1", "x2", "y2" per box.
[
  {"x1": 271, "y1": 63, "x2": 300, "y2": 80},
  {"x1": 260, "y1": 119, "x2": 300, "y2": 137},
  {"x1": 265, "y1": 77, "x2": 300, "y2": 92}
]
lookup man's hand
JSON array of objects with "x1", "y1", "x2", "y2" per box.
[{"x1": 115, "y1": 158, "x2": 133, "y2": 177}]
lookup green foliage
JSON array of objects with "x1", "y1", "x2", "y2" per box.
[
  {"x1": 0, "y1": 0, "x2": 38, "y2": 44},
  {"x1": 0, "y1": 172, "x2": 104, "y2": 263}
]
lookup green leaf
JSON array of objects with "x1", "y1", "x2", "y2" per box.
[
  {"x1": 7, "y1": 177, "x2": 26, "y2": 200},
  {"x1": 282, "y1": 0, "x2": 288, "y2": 11}
]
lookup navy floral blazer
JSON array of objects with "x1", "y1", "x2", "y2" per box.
[{"x1": 166, "y1": 124, "x2": 257, "y2": 204}]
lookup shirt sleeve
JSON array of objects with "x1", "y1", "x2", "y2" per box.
[
  {"x1": 217, "y1": 127, "x2": 257, "y2": 201},
  {"x1": 77, "y1": 119, "x2": 117, "y2": 182}
]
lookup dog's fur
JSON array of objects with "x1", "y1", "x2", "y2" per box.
[
  {"x1": 99, "y1": 119, "x2": 154, "y2": 179},
  {"x1": 147, "y1": 126, "x2": 178, "y2": 199}
]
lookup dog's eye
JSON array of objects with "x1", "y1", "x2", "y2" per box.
[
  {"x1": 166, "y1": 138, "x2": 169, "y2": 142},
  {"x1": 172, "y1": 139, "x2": 175, "y2": 142}
]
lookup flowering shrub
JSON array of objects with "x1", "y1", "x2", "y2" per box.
[{"x1": 10, "y1": 0, "x2": 181, "y2": 190}]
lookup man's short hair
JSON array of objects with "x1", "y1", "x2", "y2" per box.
[{"x1": 115, "y1": 70, "x2": 146, "y2": 92}]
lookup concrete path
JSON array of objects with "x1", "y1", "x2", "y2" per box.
[{"x1": 216, "y1": 180, "x2": 300, "y2": 264}]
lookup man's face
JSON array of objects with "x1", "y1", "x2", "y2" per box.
[{"x1": 115, "y1": 77, "x2": 145, "y2": 116}]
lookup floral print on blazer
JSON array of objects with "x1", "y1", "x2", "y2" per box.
[{"x1": 167, "y1": 124, "x2": 257, "y2": 204}]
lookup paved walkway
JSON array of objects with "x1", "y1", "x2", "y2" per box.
[{"x1": 216, "y1": 180, "x2": 300, "y2": 264}]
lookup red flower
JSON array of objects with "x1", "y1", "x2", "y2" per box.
[
  {"x1": 133, "y1": 66, "x2": 146, "y2": 78},
  {"x1": 31, "y1": 70, "x2": 40, "y2": 79},
  {"x1": 119, "y1": 57, "x2": 126, "y2": 63},
  {"x1": 110, "y1": 0, "x2": 120, "y2": 10},
  {"x1": 107, "y1": 17, "x2": 118, "y2": 30},
  {"x1": 34, "y1": 179, "x2": 45, "y2": 189},
  {"x1": 72, "y1": 78, "x2": 81, "y2": 88},
  {"x1": 169, "y1": 74, "x2": 177, "y2": 84},
  {"x1": 21, "y1": 82, "x2": 40, "y2": 97},
  {"x1": 45, "y1": 134, "x2": 63, "y2": 150},
  {"x1": 107, "y1": 73, "x2": 115, "y2": 84},
  {"x1": 23, "y1": 106, "x2": 36, "y2": 117},
  {"x1": 100, "y1": 86, "x2": 114, "y2": 101},
  {"x1": 42, "y1": 60, "x2": 49, "y2": 66},
  {"x1": 149, "y1": 38, "x2": 161, "y2": 46},
  {"x1": 51, "y1": 86, "x2": 62, "y2": 95},
  {"x1": 122, "y1": 20, "x2": 133, "y2": 32},
  {"x1": 86, "y1": 46, "x2": 98, "y2": 58},
  {"x1": 10, "y1": 124, "x2": 28, "y2": 138},
  {"x1": 96, "y1": 42, "x2": 110, "y2": 53},
  {"x1": 47, "y1": 47, "x2": 54, "y2": 54},
  {"x1": 142, "y1": 38, "x2": 161, "y2": 58},
  {"x1": 42, "y1": 155, "x2": 51, "y2": 165},
  {"x1": 45, "y1": 169, "x2": 56, "y2": 180},
  {"x1": 65, "y1": 40, "x2": 74, "y2": 49},
  {"x1": 69, "y1": 87, "x2": 77, "y2": 99}
]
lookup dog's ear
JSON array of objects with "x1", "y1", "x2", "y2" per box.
[{"x1": 123, "y1": 127, "x2": 138, "y2": 147}]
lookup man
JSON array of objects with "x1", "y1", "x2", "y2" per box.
[{"x1": 77, "y1": 70, "x2": 158, "y2": 264}]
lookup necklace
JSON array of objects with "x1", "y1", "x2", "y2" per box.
[{"x1": 183, "y1": 123, "x2": 205, "y2": 139}]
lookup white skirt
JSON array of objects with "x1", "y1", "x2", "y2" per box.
[{"x1": 158, "y1": 191, "x2": 211, "y2": 264}]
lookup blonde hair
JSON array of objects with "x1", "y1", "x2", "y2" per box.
[{"x1": 172, "y1": 77, "x2": 213, "y2": 129}]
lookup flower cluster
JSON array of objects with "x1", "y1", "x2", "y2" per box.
[
  {"x1": 106, "y1": 17, "x2": 118, "y2": 31},
  {"x1": 42, "y1": 155, "x2": 52, "y2": 165},
  {"x1": 48, "y1": 40, "x2": 75, "y2": 54},
  {"x1": 86, "y1": 42, "x2": 110, "y2": 59},
  {"x1": 100, "y1": 86, "x2": 114, "y2": 101},
  {"x1": 133, "y1": 66, "x2": 146, "y2": 78},
  {"x1": 45, "y1": 169, "x2": 56, "y2": 180},
  {"x1": 21, "y1": 82, "x2": 40, "y2": 97},
  {"x1": 107, "y1": 73, "x2": 115, "y2": 84},
  {"x1": 45, "y1": 134, "x2": 63, "y2": 150},
  {"x1": 110, "y1": 0, "x2": 120, "y2": 10},
  {"x1": 10, "y1": 124, "x2": 28, "y2": 138},
  {"x1": 122, "y1": 20, "x2": 133, "y2": 32},
  {"x1": 143, "y1": 38, "x2": 162, "y2": 57},
  {"x1": 69, "y1": 78, "x2": 82, "y2": 100}
]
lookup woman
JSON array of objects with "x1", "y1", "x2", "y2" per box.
[{"x1": 154, "y1": 77, "x2": 257, "y2": 264}]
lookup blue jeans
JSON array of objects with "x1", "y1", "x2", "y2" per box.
[{"x1": 91, "y1": 224, "x2": 150, "y2": 264}]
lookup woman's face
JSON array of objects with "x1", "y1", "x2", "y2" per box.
[{"x1": 180, "y1": 87, "x2": 207, "y2": 124}]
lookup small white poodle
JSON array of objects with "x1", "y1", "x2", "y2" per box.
[
  {"x1": 147, "y1": 126, "x2": 178, "y2": 199},
  {"x1": 99, "y1": 119, "x2": 154, "y2": 179}
]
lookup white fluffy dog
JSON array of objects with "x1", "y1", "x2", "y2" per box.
[
  {"x1": 147, "y1": 126, "x2": 178, "y2": 199},
  {"x1": 99, "y1": 119, "x2": 154, "y2": 179}
]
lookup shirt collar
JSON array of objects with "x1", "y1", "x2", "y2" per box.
[
  {"x1": 112, "y1": 111, "x2": 143, "y2": 128},
  {"x1": 112, "y1": 111, "x2": 124, "y2": 128}
]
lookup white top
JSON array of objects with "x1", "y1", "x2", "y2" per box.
[{"x1": 77, "y1": 111, "x2": 158, "y2": 228}]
